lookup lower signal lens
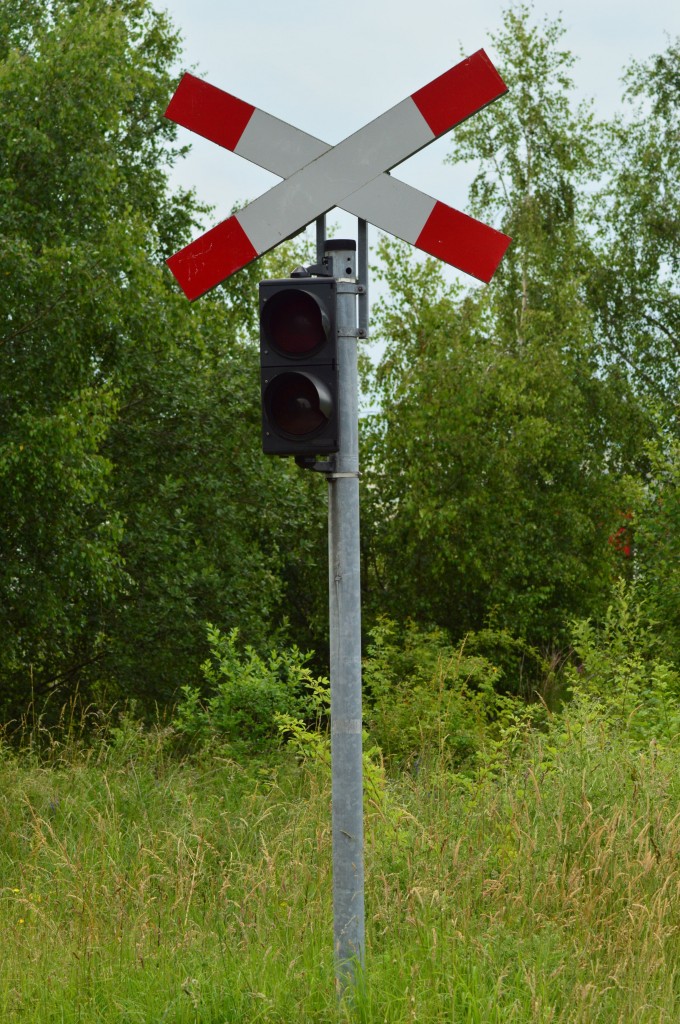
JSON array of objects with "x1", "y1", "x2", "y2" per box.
[{"x1": 267, "y1": 372, "x2": 332, "y2": 437}]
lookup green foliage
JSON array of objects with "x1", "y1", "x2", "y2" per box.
[
  {"x1": 449, "y1": 3, "x2": 601, "y2": 243},
  {"x1": 566, "y1": 581, "x2": 680, "y2": 747},
  {"x1": 173, "y1": 625, "x2": 328, "y2": 754},
  {"x1": 100, "y1": 281, "x2": 326, "y2": 708},
  {"x1": 1, "y1": 691, "x2": 679, "y2": 1022},
  {"x1": 0, "y1": 0, "x2": 181, "y2": 707},
  {"x1": 0, "y1": 0, "x2": 193, "y2": 706},
  {"x1": 2, "y1": 0, "x2": 678, "y2": 739},
  {"x1": 586, "y1": 41, "x2": 680, "y2": 407},
  {"x1": 0, "y1": 0, "x2": 328, "y2": 715},
  {"x1": 275, "y1": 709, "x2": 332, "y2": 771},
  {"x1": 275, "y1": 695, "x2": 390, "y2": 813},
  {"x1": 633, "y1": 437, "x2": 680, "y2": 664},
  {"x1": 363, "y1": 233, "x2": 636, "y2": 652},
  {"x1": 362, "y1": 618, "x2": 498, "y2": 769},
  {"x1": 361, "y1": 5, "x2": 658, "y2": 660}
]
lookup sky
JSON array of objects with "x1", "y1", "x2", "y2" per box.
[{"x1": 159, "y1": 0, "x2": 678, "y2": 293}]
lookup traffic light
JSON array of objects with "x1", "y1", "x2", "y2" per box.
[{"x1": 259, "y1": 275, "x2": 339, "y2": 457}]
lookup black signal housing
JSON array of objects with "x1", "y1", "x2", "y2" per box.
[{"x1": 259, "y1": 277, "x2": 339, "y2": 456}]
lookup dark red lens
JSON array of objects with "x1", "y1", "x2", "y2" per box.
[
  {"x1": 267, "y1": 373, "x2": 331, "y2": 436},
  {"x1": 262, "y1": 290, "x2": 326, "y2": 355}
]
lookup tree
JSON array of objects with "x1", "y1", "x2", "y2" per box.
[
  {"x1": 1, "y1": 0, "x2": 184, "y2": 707},
  {"x1": 100, "y1": 279, "x2": 329, "y2": 707},
  {"x1": 586, "y1": 40, "x2": 680, "y2": 411},
  {"x1": 361, "y1": 6, "x2": 650, "y2": 666},
  {"x1": 581, "y1": 39, "x2": 680, "y2": 666},
  {"x1": 0, "y1": 0, "x2": 328, "y2": 715}
]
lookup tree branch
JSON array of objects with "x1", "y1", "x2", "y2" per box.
[
  {"x1": 641, "y1": 311, "x2": 680, "y2": 357},
  {"x1": 1, "y1": 293, "x2": 69, "y2": 347}
]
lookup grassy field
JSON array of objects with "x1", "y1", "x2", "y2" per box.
[{"x1": 1, "y1": 708, "x2": 679, "y2": 1023}]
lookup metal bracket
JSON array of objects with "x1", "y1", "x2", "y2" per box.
[
  {"x1": 295, "y1": 455, "x2": 335, "y2": 474},
  {"x1": 337, "y1": 326, "x2": 367, "y2": 339},
  {"x1": 291, "y1": 259, "x2": 333, "y2": 279},
  {"x1": 294, "y1": 456, "x2": 361, "y2": 479},
  {"x1": 336, "y1": 280, "x2": 365, "y2": 339}
]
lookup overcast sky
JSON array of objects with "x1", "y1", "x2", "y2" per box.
[{"x1": 159, "y1": 0, "x2": 678, "y2": 287}]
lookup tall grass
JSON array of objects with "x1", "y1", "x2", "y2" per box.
[{"x1": 1, "y1": 699, "x2": 678, "y2": 1022}]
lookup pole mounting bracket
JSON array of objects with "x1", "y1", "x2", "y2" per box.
[
  {"x1": 294, "y1": 456, "x2": 360, "y2": 479},
  {"x1": 294, "y1": 456, "x2": 334, "y2": 474}
]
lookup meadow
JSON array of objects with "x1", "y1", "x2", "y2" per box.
[{"x1": 1, "y1": 684, "x2": 678, "y2": 1023}]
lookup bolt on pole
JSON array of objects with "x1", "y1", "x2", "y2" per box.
[{"x1": 324, "y1": 235, "x2": 365, "y2": 993}]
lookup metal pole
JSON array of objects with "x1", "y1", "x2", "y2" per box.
[
  {"x1": 316, "y1": 214, "x2": 326, "y2": 265},
  {"x1": 358, "y1": 219, "x2": 369, "y2": 340},
  {"x1": 324, "y1": 237, "x2": 365, "y2": 993}
]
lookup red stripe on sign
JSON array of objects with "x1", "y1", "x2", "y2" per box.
[
  {"x1": 165, "y1": 73, "x2": 255, "y2": 152},
  {"x1": 166, "y1": 216, "x2": 258, "y2": 301},
  {"x1": 411, "y1": 50, "x2": 507, "y2": 138},
  {"x1": 416, "y1": 203, "x2": 511, "y2": 283}
]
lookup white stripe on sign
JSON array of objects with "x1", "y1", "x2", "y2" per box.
[
  {"x1": 236, "y1": 109, "x2": 329, "y2": 179},
  {"x1": 347, "y1": 175, "x2": 437, "y2": 248}
]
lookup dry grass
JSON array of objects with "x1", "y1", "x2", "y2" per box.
[{"x1": 0, "y1": 709, "x2": 678, "y2": 1022}]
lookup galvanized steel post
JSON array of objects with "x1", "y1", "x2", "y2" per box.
[{"x1": 324, "y1": 236, "x2": 365, "y2": 991}]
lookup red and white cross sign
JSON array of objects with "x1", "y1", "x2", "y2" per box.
[{"x1": 165, "y1": 50, "x2": 511, "y2": 301}]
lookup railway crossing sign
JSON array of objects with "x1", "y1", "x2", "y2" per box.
[
  {"x1": 164, "y1": 50, "x2": 511, "y2": 299},
  {"x1": 164, "y1": 51, "x2": 511, "y2": 994}
]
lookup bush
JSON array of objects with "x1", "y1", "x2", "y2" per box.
[
  {"x1": 173, "y1": 625, "x2": 328, "y2": 754},
  {"x1": 634, "y1": 438, "x2": 680, "y2": 666},
  {"x1": 362, "y1": 618, "x2": 509, "y2": 770},
  {"x1": 566, "y1": 580, "x2": 680, "y2": 747}
]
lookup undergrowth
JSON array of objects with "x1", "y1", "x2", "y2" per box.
[{"x1": 0, "y1": 583, "x2": 678, "y2": 1022}]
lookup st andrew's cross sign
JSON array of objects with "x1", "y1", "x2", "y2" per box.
[
  {"x1": 163, "y1": 51, "x2": 511, "y2": 991},
  {"x1": 164, "y1": 50, "x2": 511, "y2": 299}
]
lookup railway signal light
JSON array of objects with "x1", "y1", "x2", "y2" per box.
[{"x1": 259, "y1": 275, "x2": 339, "y2": 456}]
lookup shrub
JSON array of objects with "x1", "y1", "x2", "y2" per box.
[
  {"x1": 173, "y1": 625, "x2": 327, "y2": 754},
  {"x1": 634, "y1": 437, "x2": 680, "y2": 666},
  {"x1": 362, "y1": 618, "x2": 509, "y2": 770},
  {"x1": 566, "y1": 580, "x2": 680, "y2": 747}
]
